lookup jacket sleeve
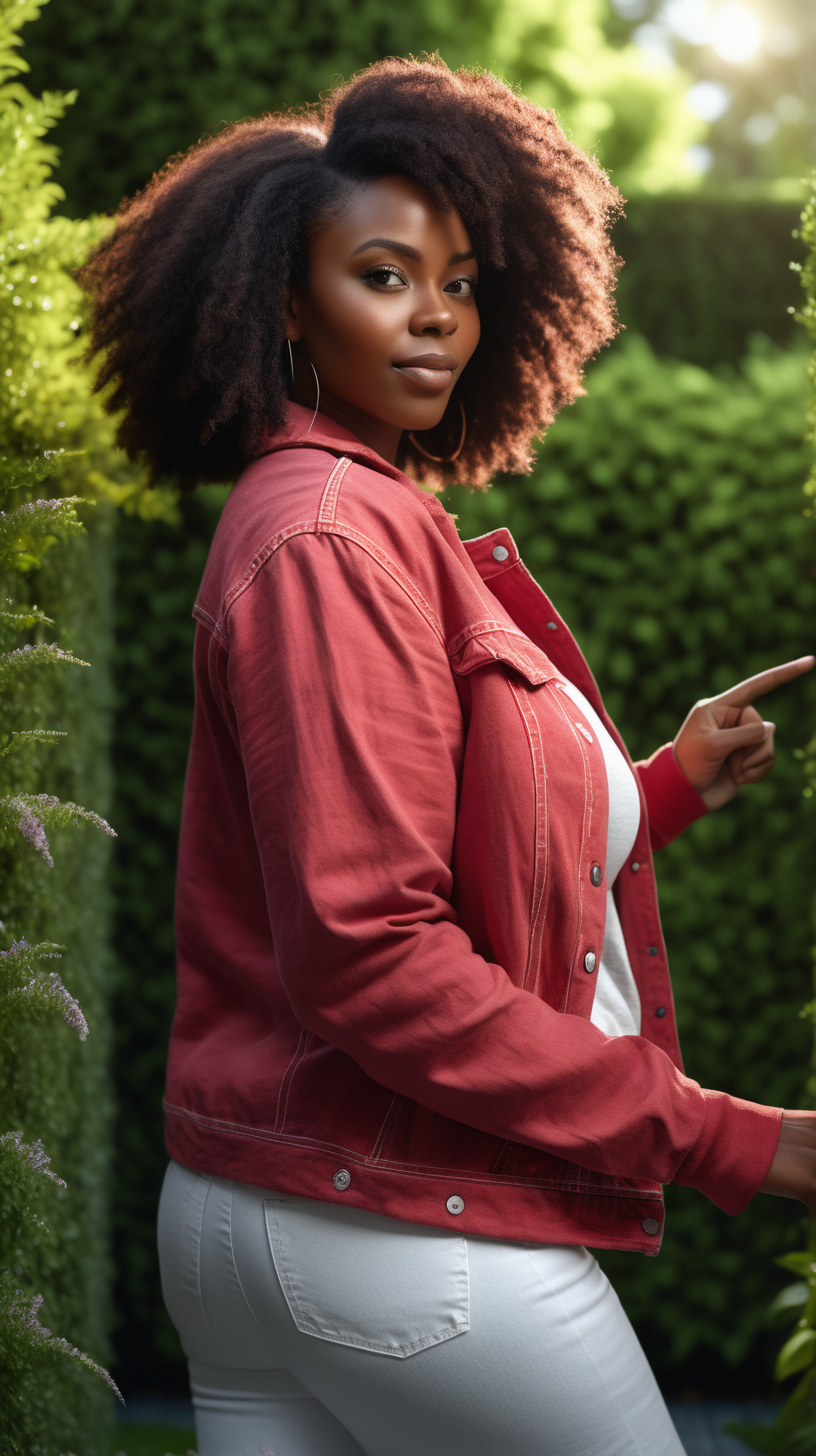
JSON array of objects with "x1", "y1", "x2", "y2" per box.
[
  {"x1": 636, "y1": 743, "x2": 709, "y2": 851},
  {"x1": 224, "y1": 531, "x2": 779, "y2": 1215}
]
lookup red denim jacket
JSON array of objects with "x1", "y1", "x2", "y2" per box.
[{"x1": 166, "y1": 404, "x2": 781, "y2": 1255}]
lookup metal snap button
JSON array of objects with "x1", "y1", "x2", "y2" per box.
[
  {"x1": 547, "y1": 621, "x2": 558, "y2": 631},
  {"x1": 590, "y1": 863, "x2": 603, "y2": 887},
  {"x1": 332, "y1": 1168, "x2": 351, "y2": 1191},
  {"x1": 446, "y1": 1194, "x2": 465, "y2": 1215},
  {"x1": 655, "y1": 1007, "x2": 667, "y2": 1018},
  {"x1": 647, "y1": 946, "x2": 658, "y2": 956},
  {"x1": 642, "y1": 1217, "x2": 660, "y2": 1236},
  {"x1": 492, "y1": 545, "x2": 509, "y2": 562},
  {"x1": 583, "y1": 951, "x2": 596, "y2": 973},
  {"x1": 631, "y1": 861, "x2": 640, "y2": 872}
]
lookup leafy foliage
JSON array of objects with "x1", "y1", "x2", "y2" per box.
[
  {"x1": 0, "y1": 0, "x2": 149, "y2": 1447},
  {"x1": 725, "y1": 172, "x2": 816, "y2": 1456},
  {"x1": 612, "y1": 198, "x2": 804, "y2": 368},
  {"x1": 0, "y1": 464, "x2": 122, "y2": 1452},
  {"x1": 21, "y1": 0, "x2": 703, "y2": 220},
  {"x1": 610, "y1": 0, "x2": 814, "y2": 194}
]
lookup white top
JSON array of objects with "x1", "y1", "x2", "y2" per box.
[{"x1": 559, "y1": 680, "x2": 642, "y2": 1037}]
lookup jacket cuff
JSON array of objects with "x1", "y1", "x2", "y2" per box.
[
  {"x1": 673, "y1": 1090, "x2": 782, "y2": 1215},
  {"x1": 637, "y1": 743, "x2": 708, "y2": 851}
]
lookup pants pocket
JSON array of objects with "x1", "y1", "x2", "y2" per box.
[
  {"x1": 158, "y1": 1160, "x2": 214, "y2": 1337},
  {"x1": 263, "y1": 1197, "x2": 469, "y2": 1359}
]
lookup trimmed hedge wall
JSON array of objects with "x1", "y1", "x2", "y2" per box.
[
  {"x1": 441, "y1": 337, "x2": 816, "y2": 1387},
  {"x1": 612, "y1": 199, "x2": 804, "y2": 367},
  {"x1": 110, "y1": 487, "x2": 225, "y2": 1389},
  {"x1": 110, "y1": 334, "x2": 815, "y2": 1395},
  {"x1": 0, "y1": 1, "x2": 152, "y2": 1442}
]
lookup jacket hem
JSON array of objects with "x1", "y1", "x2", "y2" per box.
[{"x1": 165, "y1": 1102, "x2": 667, "y2": 1256}]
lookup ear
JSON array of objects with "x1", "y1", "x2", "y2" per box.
[{"x1": 284, "y1": 283, "x2": 304, "y2": 343}]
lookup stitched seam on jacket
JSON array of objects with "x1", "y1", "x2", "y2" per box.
[
  {"x1": 215, "y1": 522, "x2": 446, "y2": 648},
  {"x1": 370, "y1": 1093, "x2": 405, "y2": 1161},
  {"x1": 193, "y1": 603, "x2": 228, "y2": 651},
  {"x1": 549, "y1": 685, "x2": 594, "y2": 1013},
  {"x1": 274, "y1": 1027, "x2": 309, "y2": 1134},
  {"x1": 279, "y1": 1031, "x2": 314, "y2": 1134},
  {"x1": 164, "y1": 1101, "x2": 655, "y2": 1197},
  {"x1": 316, "y1": 455, "x2": 352, "y2": 529},
  {"x1": 507, "y1": 680, "x2": 548, "y2": 995},
  {"x1": 446, "y1": 620, "x2": 534, "y2": 659}
]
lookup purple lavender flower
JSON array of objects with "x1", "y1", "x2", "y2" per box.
[
  {"x1": 15, "y1": 806, "x2": 53, "y2": 866},
  {"x1": 47, "y1": 971, "x2": 89, "y2": 1040},
  {"x1": 2, "y1": 644, "x2": 73, "y2": 664},
  {"x1": 0, "y1": 1131, "x2": 67, "y2": 1186},
  {"x1": 1, "y1": 939, "x2": 89, "y2": 1039},
  {"x1": 8, "y1": 1290, "x2": 124, "y2": 1402}
]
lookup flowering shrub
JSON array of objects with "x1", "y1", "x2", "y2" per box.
[
  {"x1": 0, "y1": 456, "x2": 123, "y2": 1451},
  {"x1": 0, "y1": 0, "x2": 152, "y2": 1449}
]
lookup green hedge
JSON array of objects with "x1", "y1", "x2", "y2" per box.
[
  {"x1": 22, "y1": 0, "x2": 701, "y2": 219},
  {"x1": 110, "y1": 335, "x2": 815, "y2": 1395},
  {"x1": 444, "y1": 336, "x2": 816, "y2": 1390},
  {"x1": 110, "y1": 487, "x2": 225, "y2": 1390},
  {"x1": 0, "y1": 504, "x2": 118, "y2": 1455},
  {"x1": 0, "y1": 0, "x2": 151, "y2": 1444},
  {"x1": 612, "y1": 199, "x2": 804, "y2": 366}
]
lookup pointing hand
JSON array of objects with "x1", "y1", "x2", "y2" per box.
[{"x1": 672, "y1": 656, "x2": 814, "y2": 811}]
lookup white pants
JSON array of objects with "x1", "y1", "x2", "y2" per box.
[{"x1": 157, "y1": 1160, "x2": 685, "y2": 1456}]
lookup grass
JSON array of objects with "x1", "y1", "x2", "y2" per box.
[{"x1": 109, "y1": 1426, "x2": 198, "y2": 1456}]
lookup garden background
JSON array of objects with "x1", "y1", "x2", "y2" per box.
[{"x1": 1, "y1": 0, "x2": 815, "y2": 1450}]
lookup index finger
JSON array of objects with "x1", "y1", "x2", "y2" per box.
[{"x1": 714, "y1": 656, "x2": 815, "y2": 709}]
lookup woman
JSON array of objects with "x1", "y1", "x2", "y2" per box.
[{"x1": 81, "y1": 57, "x2": 815, "y2": 1456}]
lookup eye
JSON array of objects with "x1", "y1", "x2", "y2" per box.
[
  {"x1": 444, "y1": 276, "x2": 477, "y2": 299},
  {"x1": 362, "y1": 265, "x2": 408, "y2": 289}
]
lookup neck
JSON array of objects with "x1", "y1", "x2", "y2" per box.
[
  {"x1": 292, "y1": 380, "x2": 403, "y2": 465},
  {"x1": 317, "y1": 391, "x2": 404, "y2": 465}
]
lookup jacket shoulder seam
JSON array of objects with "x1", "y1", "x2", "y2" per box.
[{"x1": 217, "y1": 518, "x2": 446, "y2": 648}]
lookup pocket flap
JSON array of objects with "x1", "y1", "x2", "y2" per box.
[{"x1": 448, "y1": 626, "x2": 556, "y2": 687}]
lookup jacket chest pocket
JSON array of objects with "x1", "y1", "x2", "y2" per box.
[
  {"x1": 447, "y1": 624, "x2": 557, "y2": 686},
  {"x1": 264, "y1": 1196, "x2": 469, "y2": 1358}
]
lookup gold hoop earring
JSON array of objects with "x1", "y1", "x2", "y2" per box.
[{"x1": 408, "y1": 400, "x2": 467, "y2": 463}]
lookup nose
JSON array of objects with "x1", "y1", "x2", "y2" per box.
[{"x1": 409, "y1": 285, "x2": 458, "y2": 338}]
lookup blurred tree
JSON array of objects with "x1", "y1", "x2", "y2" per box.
[
  {"x1": 482, "y1": 0, "x2": 704, "y2": 193},
  {"x1": 608, "y1": 0, "x2": 815, "y2": 192},
  {"x1": 23, "y1": 0, "x2": 703, "y2": 218}
]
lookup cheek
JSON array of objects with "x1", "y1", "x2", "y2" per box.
[{"x1": 318, "y1": 285, "x2": 402, "y2": 365}]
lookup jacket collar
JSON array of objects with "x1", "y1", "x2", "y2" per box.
[
  {"x1": 261, "y1": 403, "x2": 477, "y2": 565},
  {"x1": 261, "y1": 403, "x2": 409, "y2": 484}
]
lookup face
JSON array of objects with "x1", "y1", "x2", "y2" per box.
[{"x1": 286, "y1": 174, "x2": 480, "y2": 462}]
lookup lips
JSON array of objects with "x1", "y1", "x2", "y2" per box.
[{"x1": 393, "y1": 353, "x2": 457, "y2": 390}]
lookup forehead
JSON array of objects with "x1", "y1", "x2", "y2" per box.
[{"x1": 313, "y1": 174, "x2": 474, "y2": 260}]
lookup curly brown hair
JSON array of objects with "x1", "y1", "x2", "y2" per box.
[{"x1": 78, "y1": 56, "x2": 623, "y2": 492}]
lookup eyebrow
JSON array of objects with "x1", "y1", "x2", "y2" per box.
[{"x1": 349, "y1": 237, "x2": 476, "y2": 266}]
